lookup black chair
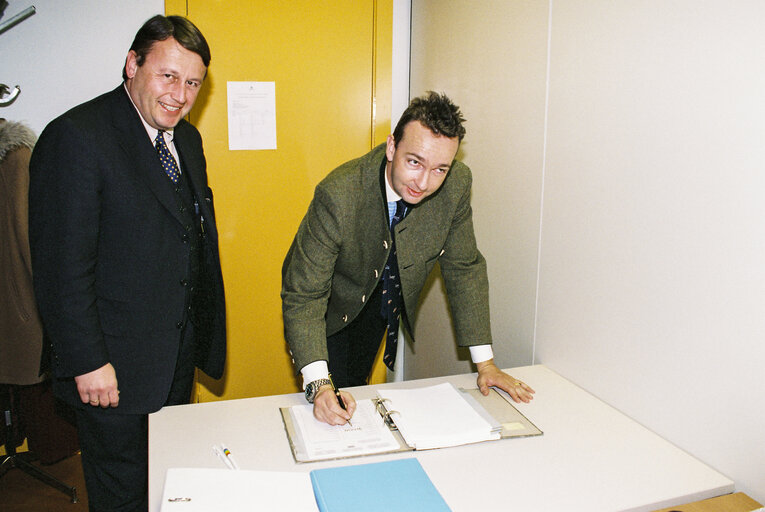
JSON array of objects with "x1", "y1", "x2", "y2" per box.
[{"x1": 0, "y1": 386, "x2": 78, "y2": 503}]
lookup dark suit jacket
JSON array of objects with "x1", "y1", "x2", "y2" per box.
[
  {"x1": 29, "y1": 85, "x2": 226, "y2": 414},
  {"x1": 282, "y1": 144, "x2": 492, "y2": 371}
]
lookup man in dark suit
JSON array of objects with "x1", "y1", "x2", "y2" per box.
[
  {"x1": 29, "y1": 15, "x2": 226, "y2": 511},
  {"x1": 282, "y1": 92, "x2": 534, "y2": 425}
]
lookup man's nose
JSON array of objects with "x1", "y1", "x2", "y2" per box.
[
  {"x1": 171, "y1": 81, "x2": 186, "y2": 103},
  {"x1": 414, "y1": 170, "x2": 429, "y2": 191}
]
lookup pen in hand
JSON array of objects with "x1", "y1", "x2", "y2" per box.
[{"x1": 328, "y1": 373, "x2": 352, "y2": 426}]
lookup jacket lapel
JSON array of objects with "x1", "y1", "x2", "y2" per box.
[
  {"x1": 174, "y1": 126, "x2": 219, "y2": 242},
  {"x1": 109, "y1": 86, "x2": 188, "y2": 228}
]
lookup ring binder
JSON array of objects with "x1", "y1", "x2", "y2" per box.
[
  {"x1": 374, "y1": 398, "x2": 400, "y2": 430},
  {"x1": 280, "y1": 384, "x2": 542, "y2": 463}
]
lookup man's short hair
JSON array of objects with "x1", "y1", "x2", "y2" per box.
[
  {"x1": 122, "y1": 15, "x2": 211, "y2": 81},
  {"x1": 392, "y1": 91, "x2": 466, "y2": 147}
]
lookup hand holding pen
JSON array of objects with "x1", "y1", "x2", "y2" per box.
[
  {"x1": 312, "y1": 374, "x2": 356, "y2": 426},
  {"x1": 329, "y1": 373, "x2": 352, "y2": 427}
]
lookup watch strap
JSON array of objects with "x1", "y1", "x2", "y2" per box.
[{"x1": 305, "y1": 378, "x2": 332, "y2": 403}]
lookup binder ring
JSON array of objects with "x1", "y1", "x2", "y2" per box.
[
  {"x1": 374, "y1": 397, "x2": 391, "y2": 413},
  {"x1": 381, "y1": 410, "x2": 400, "y2": 430}
]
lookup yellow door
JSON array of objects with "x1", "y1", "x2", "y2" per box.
[{"x1": 165, "y1": 1, "x2": 392, "y2": 401}]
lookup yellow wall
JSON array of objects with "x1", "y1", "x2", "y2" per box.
[{"x1": 165, "y1": 1, "x2": 392, "y2": 400}]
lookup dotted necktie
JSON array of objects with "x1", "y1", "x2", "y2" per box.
[
  {"x1": 155, "y1": 130, "x2": 180, "y2": 183},
  {"x1": 382, "y1": 199, "x2": 406, "y2": 370}
]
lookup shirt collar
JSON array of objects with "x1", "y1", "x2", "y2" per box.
[
  {"x1": 123, "y1": 83, "x2": 175, "y2": 144},
  {"x1": 384, "y1": 165, "x2": 401, "y2": 203}
]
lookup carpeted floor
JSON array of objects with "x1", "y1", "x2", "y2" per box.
[{"x1": 0, "y1": 451, "x2": 88, "y2": 511}]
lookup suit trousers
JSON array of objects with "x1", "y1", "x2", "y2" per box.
[
  {"x1": 76, "y1": 322, "x2": 196, "y2": 512},
  {"x1": 326, "y1": 280, "x2": 387, "y2": 388}
]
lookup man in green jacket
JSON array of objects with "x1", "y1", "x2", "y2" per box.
[{"x1": 282, "y1": 92, "x2": 534, "y2": 424}]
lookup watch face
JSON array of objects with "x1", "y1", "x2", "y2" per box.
[{"x1": 305, "y1": 379, "x2": 329, "y2": 403}]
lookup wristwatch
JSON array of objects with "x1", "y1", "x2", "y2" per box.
[{"x1": 305, "y1": 378, "x2": 332, "y2": 403}]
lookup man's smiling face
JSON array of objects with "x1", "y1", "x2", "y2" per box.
[
  {"x1": 124, "y1": 37, "x2": 206, "y2": 131},
  {"x1": 385, "y1": 120, "x2": 459, "y2": 204}
]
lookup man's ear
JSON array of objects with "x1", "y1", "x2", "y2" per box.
[
  {"x1": 385, "y1": 134, "x2": 396, "y2": 162},
  {"x1": 124, "y1": 50, "x2": 138, "y2": 80}
]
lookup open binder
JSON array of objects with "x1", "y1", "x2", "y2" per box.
[{"x1": 280, "y1": 383, "x2": 542, "y2": 463}]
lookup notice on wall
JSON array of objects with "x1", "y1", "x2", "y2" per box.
[{"x1": 227, "y1": 81, "x2": 277, "y2": 150}]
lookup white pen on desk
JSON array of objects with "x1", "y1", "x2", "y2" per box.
[
  {"x1": 220, "y1": 443, "x2": 240, "y2": 470},
  {"x1": 212, "y1": 444, "x2": 235, "y2": 470}
]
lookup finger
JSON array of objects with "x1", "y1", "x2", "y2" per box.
[
  {"x1": 328, "y1": 400, "x2": 351, "y2": 422},
  {"x1": 313, "y1": 402, "x2": 330, "y2": 423},
  {"x1": 340, "y1": 391, "x2": 356, "y2": 408},
  {"x1": 314, "y1": 400, "x2": 341, "y2": 425},
  {"x1": 108, "y1": 389, "x2": 120, "y2": 407},
  {"x1": 517, "y1": 388, "x2": 534, "y2": 403},
  {"x1": 339, "y1": 392, "x2": 356, "y2": 417},
  {"x1": 513, "y1": 381, "x2": 535, "y2": 400},
  {"x1": 95, "y1": 392, "x2": 111, "y2": 408},
  {"x1": 322, "y1": 404, "x2": 347, "y2": 426}
]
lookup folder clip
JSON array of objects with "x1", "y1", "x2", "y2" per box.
[{"x1": 374, "y1": 398, "x2": 400, "y2": 430}]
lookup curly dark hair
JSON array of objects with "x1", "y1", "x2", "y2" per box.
[
  {"x1": 392, "y1": 91, "x2": 466, "y2": 147},
  {"x1": 122, "y1": 15, "x2": 210, "y2": 81}
]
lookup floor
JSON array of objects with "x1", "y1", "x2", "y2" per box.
[{"x1": 0, "y1": 451, "x2": 88, "y2": 511}]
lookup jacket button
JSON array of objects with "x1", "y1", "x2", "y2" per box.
[
  {"x1": 342, "y1": 314, "x2": 348, "y2": 322},
  {"x1": 176, "y1": 321, "x2": 183, "y2": 329},
  {"x1": 180, "y1": 279, "x2": 188, "y2": 286},
  {"x1": 182, "y1": 234, "x2": 189, "y2": 242},
  {"x1": 383, "y1": 240, "x2": 389, "y2": 250},
  {"x1": 361, "y1": 294, "x2": 366, "y2": 303},
  {"x1": 374, "y1": 269, "x2": 379, "y2": 278}
]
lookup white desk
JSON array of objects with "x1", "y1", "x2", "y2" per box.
[{"x1": 149, "y1": 365, "x2": 733, "y2": 511}]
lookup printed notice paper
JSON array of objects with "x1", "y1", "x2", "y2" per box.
[{"x1": 227, "y1": 81, "x2": 276, "y2": 150}]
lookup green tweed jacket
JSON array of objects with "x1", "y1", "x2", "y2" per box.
[{"x1": 281, "y1": 143, "x2": 492, "y2": 371}]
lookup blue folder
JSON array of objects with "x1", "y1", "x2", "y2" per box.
[{"x1": 310, "y1": 458, "x2": 452, "y2": 512}]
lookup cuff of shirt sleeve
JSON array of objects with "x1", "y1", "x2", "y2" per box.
[
  {"x1": 469, "y1": 345, "x2": 494, "y2": 364},
  {"x1": 301, "y1": 360, "x2": 329, "y2": 389}
]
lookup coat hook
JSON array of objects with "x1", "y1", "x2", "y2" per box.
[
  {"x1": 0, "y1": 5, "x2": 36, "y2": 36},
  {"x1": 0, "y1": 84, "x2": 21, "y2": 106}
]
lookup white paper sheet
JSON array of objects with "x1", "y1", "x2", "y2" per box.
[
  {"x1": 289, "y1": 399, "x2": 401, "y2": 460},
  {"x1": 160, "y1": 467, "x2": 318, "y2": 512},
  {"x1": 227, "y1": 81, "x2": 276, "y2": 150},
  {"x1": 377, "y1": 383, "x2": 500, "y2": 450}
]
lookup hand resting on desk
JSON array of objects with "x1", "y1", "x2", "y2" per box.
[
  {"x1": 476, "y1": 359, "x2": 535, "y2": 403},
  {"x1": 313, "y1": 385, "x2": 356, "y2": 425}
]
